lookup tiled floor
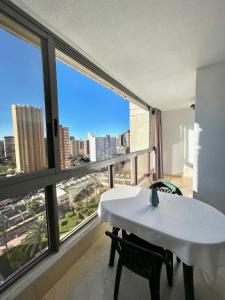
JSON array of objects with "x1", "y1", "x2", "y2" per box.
[
  {"x1": 41, "y1": 176, "x2": 225, "y2": 300},
  {"x1": 41, "y1": 233, "x2": 225, "y2": 300}
]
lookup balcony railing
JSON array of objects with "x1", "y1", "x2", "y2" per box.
[{"x1": 0, "y1": 147, "x2": 151, "y2": 292}]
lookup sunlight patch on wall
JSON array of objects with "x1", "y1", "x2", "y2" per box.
[{"x1": 193, "y1": 122, "x2": 202, "y2": 193}]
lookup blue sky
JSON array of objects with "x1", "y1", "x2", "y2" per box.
[{"x1": 0, "y1": 27, "x2": 129, "y2": 140}]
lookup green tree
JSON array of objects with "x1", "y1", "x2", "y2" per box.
[
  {"x1": 0, "y1": 214, "x2": 9, "y2": 252},
  {"x1": 24, "y1": 215, "x2": 47, "y2": 258},
  {"x1": 25, "y1": 198, "x2": 40, "y2": 219}
]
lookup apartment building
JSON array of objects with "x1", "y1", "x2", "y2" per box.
[
  {"x1": 3, "y1": 136, "x2": 15, "y2": 162},
  {"x1": 70, "y1": 139, "x2": 79, "y2": 158},
  {"x1": 0, "y1": 140, "x2": 4, "y2": 157},
  {"x1": 59, "y1": 125, "x2": 70, "y2": 169},
  {"x1": 89, "y1": 133, "x2": 117, "y2": 162}
]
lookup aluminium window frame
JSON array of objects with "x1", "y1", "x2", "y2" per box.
[{"x1": 0, "y1": 0, "x2": 151, "y2": 293}]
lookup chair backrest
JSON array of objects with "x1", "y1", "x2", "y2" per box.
[
  {"x1": 150, "y1": 181, "x2": 182, "y2": 195},
  {"x1": 105, "y1": 231, "x2": 166, "y2": 279}
]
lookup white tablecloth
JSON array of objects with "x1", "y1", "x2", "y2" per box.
[{"x1": 98, "y1": 186, "x2": 225, "y2": 281}]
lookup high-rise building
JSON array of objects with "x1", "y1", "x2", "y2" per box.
[
  {"x1": 0, "y1": 140, "x2": 5, "y2": 157},
  {"x1": 3, "y1": 136, "x2": 15, "y2": 161},
  {"x1": 89, "y1": 134, "x2": 117, "y2": 162},
  {"x1": 117, "y1": 134, "x2": 124, "y2": 147},
  {"x1": 59, "y1": 125, "x2": 70, "y2": 169},
  {"x1": 11, "y1": 105, "x2": 46, "y2": 172},
  {"x1": 78, "y1": 140, "x2": 84, "y2": 155},
  {"x1": 70, "y1": 139, "x2": 79, "y2": 158},
  {"x1": 125, "y1": 129, "x2": 130, "y2": 148},
  {"x1": 84, "y1": 140, "x2": 89, "y2": 156}
]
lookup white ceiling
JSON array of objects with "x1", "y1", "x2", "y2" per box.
[{"x1": 12, "y1": 0, "x2": 225, "y2": 110}]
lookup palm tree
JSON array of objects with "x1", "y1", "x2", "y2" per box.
[
  {"x1": 24, "y1": 215, "x2": 47, "y2": 258},
  {"x1": 0, "y1": 214, "x2": 9, "y2": 252},
  {"x1": 70, "y1": 201, "x2": 76, "y2": 216},
  {"x1": 25, "y1": 198, "x2": 40, "y2": 220}
]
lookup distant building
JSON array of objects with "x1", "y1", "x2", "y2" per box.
[
  {"x1": 69, "y1": 137, "x2": 89, "y2": 158},
  {"x1": 59, "y1": 125, "x2": 70, "y2": 169},
  {"x1": 117, "y1": 134, "x2": 125, "y2": 147},
  {"x1": 0, "y1": 140, "x2": 5, "y2": 157},
  {"x1": 70, "y1": 139, "x2": 79, "y2": 158},
  {"x1": 78, "y1": 140, "x2": 84, "y2": 155},
  {"x1": 116, "y1": 146, "x2": 127, "y2": 155},
  {"x1": 84, "y1": 140, "x2": 89, "y2": 156},
  {"x1": 3, "y1": 136, "x2": 15, "y2": 162},
  {"x1": 125, "y1": 130, "x2": 130, "y2": 148},
  {"x1": 89, "y1": 133, "x2": 117, "y2": 162},
  {"x1": 11, "y1": 105, "x2": 46, "y2": 172}
]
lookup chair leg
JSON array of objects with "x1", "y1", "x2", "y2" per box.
[
  {"x1": 166, "y1": 250, "x2": 173, "y2": 287},
  {"x1": 114, "y1": 258, "x2": 123, "y2": 300},
  {"x1": 183, "y1": 263, "x2": 195, "y2": 300},
  {"x1": 109, "y1": 227, "x2": 119, "y2": 267},
  {"x1": 149, "y1": 273, "x2": 161, "y2": 300}
]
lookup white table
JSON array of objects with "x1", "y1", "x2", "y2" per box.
[{"x1": 98, "y1": 186, "x2": 225, "y2": 300}]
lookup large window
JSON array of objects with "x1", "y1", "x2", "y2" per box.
[
  {"x1": 114, "y1": 160, "x2": 135, "y2": 187},
  {"x1": 55, "y1": 50, "x2": 130, "y2": 170},
  {"x1": 0, "y1": 15, "x2": 48, "y2": 179},
  {"x1": 0, "y1": 3, "x2": 150, "y2": 293},
  {"x1": 137, "y1": 153, "x2": 149, "y2": 182},
  {"x1": 57, "y1": 168, "x2": 109, "y2": 240},
  {"x1": 0, "y1": 190, "x2": 49, "y2": 285}
]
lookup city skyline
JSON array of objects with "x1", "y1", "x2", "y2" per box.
[
  {"x1": 0, "y1": 104, "x2": 129, "y2": 141},
  {"x1": 0, "y1": 27, "x2": 129, "y2": 140}
]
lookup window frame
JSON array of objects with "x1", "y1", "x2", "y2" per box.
[{"x1": 0, "y1": 0, "x2": 152, "y2": 293}]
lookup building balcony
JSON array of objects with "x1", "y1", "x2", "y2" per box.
[{"x1": 1, "y1": 1, "x2": 225, "y2": 299}]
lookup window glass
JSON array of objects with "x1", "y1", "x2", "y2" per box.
[
  {"x1": 55, "y1": 50, "x2": 130, "y2": 169},
  {"x1": 137, "y1": 153, "x2": 149, "y2": 181},
  {"x1": 0, "y1": 189, "x2": 48, "y2": 285},
  {"x1": 57, "y1": 168, "x2": 109, "y2": 240},
  {"x1": 0, "y1": 15, "x2": 48, "y2": 179},
  {"x1": 114, "y1": 160, "x2": 135, "y2": 187}
]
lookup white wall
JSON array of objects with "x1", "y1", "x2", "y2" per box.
[
  {"x1": 162, "y1": 108, "x2": 194, "y2": 176},
  {"x1": 194, "y1": 61, "x2": 225, "y2": 213}
]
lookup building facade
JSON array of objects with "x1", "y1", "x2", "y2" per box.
[
  {"x1": 84, "y1": 140, "x2": 89, "y2": 156},
  {"x1": 59, "y1": 125, "x2": 70, "y2": 169},
  {"x1": 11, "y1": 105, "x2": 46, "y2": 173},
  {"x1": 3, "y1": 136, "x2": 15, "y2": 161},
  {"x1": 125, "y1": 129, "x2": 130, "y2": 148},
  {"x1": 78, "y1": 140, "x2": 84, "y2": 156},
  {"x1": 89, "y1": 133, "x2": 117, "y2": 162},
  {"x1": 70, "y1": 139, "x2": 79, "y2": 158},
  {"x1": 0, "y1": 140, "x2": 5, "y2": 157},
  {"x1": 117, "y1": 134, "x2": 124, "y2": 147}
]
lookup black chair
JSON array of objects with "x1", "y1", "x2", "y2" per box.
[{"x1": 105, "y1": 231, "x2": 168, "y2": 300}]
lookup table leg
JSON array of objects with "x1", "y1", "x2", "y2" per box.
[
  {"x1": 108, "y1": 227, "x2": 119, "y2": 267},
  {"x1": 183, "y1": 263, "x2": 195, "y2": 300}
]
